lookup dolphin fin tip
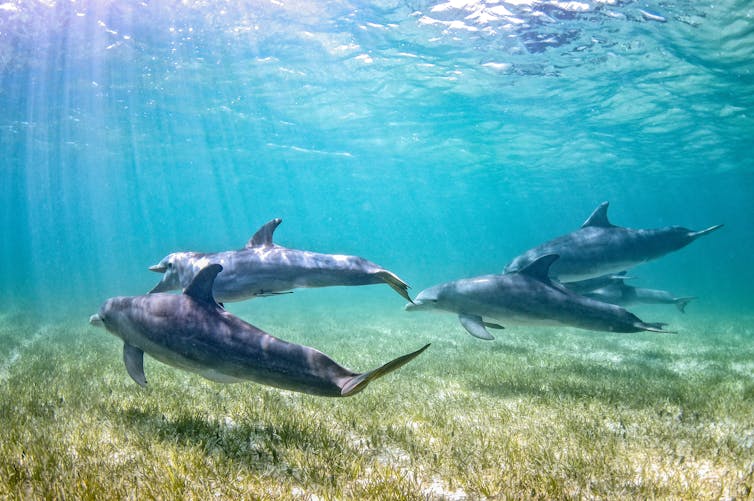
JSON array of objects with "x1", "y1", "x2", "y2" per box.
[
  {"x1": 376, "y1": 270, "x2": 412, "y2": 302},
  {"x1": 340, "y1": 343, "x2": 430, "y2": 397},
  {"x1": 691, "y1": 224, "x2": 724, "y2": 239},
  {"x1": 675, "y1": 297, "x2": 695, "y2": 313}
]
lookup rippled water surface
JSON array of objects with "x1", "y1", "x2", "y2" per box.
[{"x1": 2, "y1": 0, "x2": 752, "y2": 318}]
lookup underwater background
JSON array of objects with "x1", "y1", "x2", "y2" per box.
[
  {"x1": 1, "y1": 0, "x2": 752, "y2": 319},
  {"x1": 1, "y1": 0, "x2": 754, "y2": 498}
]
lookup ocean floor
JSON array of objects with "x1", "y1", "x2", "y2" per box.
[{"x1": 1, "y1": 304, "x2": 753, "y2": 499}]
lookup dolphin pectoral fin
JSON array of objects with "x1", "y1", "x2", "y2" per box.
[
  {"x1": 375, "y1": 270, "x2": 412, "y2": 302},
  {"x1": 340, "y1": 344, "x2": 430, "y2": 397},
  {"x1": 484, "y1": 322, "x2": 505, "y2": 330},
  {"x1": 689, "y1": 224, "x2": 723, "y2": 239},
  {"x1": 674, "y1": 297, "x2": 695, "y2": 313},
  {"x1": 459, "y1": 314, "x2": 495, "y2": 340},
  {"x1": 123, "y1": 343, "x2": 147, "y2": 387}
]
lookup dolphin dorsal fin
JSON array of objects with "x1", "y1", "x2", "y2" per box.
[
  {"x1": 184, "y1": 264, "x2": 222, "y2": 307},
  {"x1": 581, "y1": 202, "x2": 613, "y2": 228},
  {"x1": 246, "y1": 218, "x2": 282, "y2": 248},
  {"x1": 517, "y1": 254, "x2": 559, "y2": 281}
]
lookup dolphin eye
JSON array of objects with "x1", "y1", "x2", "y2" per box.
[{"x1": 167, "y1": 262, "x2": 173, "y2": 269}]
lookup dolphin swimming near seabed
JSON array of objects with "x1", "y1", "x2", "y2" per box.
[
  {"x1": 148, "y1": 218, "x2": 412, "y2": 302},
  {"x1": 503, "y1": 202, "x2": 723, "y2": 282},
  {"x1": 571, "y1": 281, "x2": 695, "y2": 313},
  {"x1": 560, "y1": 271, "x2": 632, "y2": 295},
  {"x1": 90, "y1": 264, "x2": 429, "y2": 396},
  {"x1": 405, "y1": 255, "x2": 669, "y2": 340}
]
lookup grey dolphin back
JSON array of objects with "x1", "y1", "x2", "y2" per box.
[
  {"x1": 374, "y1": 270, "x2": 412, "y2": 302},
  {"x1": 339, "y1": 343, "x2": 430, "y2": 396},
  {"x1": 246, "y1": 218, "x2": 283, "y2": 248}
]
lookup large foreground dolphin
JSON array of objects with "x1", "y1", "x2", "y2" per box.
[
  {"x1": 504, "y1": 202, "x2": 723, "y2": 282},
  {"x1": 405, "y1": 255, "x2": 668, "y2": 340},
  {"x1": 90, "y1": 264, "x2": 429, "y2": 396},
  {"x1": 149, "y1": 219, "x2": 411, "y2": 302}
]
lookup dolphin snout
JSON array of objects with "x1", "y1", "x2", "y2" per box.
[
  {"x1": 89, "y1": 313, "x2": 104, "y2": 327},
  {"x1": 149, "y1": 263, "x2": 167, "y2": 273},
  {"x1": 405, "y1": 300, "x2": 431, "y2": 311}
]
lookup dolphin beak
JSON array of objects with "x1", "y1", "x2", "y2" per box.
[
  {"x1": 404, "y1": 301, "x2": 421, "y2": 311},
  {"x1": 149, "y1": 264, "x2": 167, "y2": 273},
  {"x1": 89, "y1": 314, "x2": 104, "y2": 327}
]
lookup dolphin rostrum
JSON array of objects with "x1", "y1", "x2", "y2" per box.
[
  {"x1": 405, "y1": 255, "x2": 669, "y2": 340},
  {"x1": 148, "y1": 218, "x2": 412, "y2": 302},
  {"x1": 90, "y1": 264, "x2": 429, "y2": 396},
  {"x1": 503, "y1": 202, "x2": 723, "y2": 282}
]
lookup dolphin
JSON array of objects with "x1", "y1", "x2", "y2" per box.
[
  {"x1": 562, "y1": 271, "x2": 631, "y2": 295},
  {"x1": 405, "y1": 255, "x2": 669, "y2": 340},
  {"x1": 90, "y1": 264, "x2": 429, "y2": 396},
  {"x1": 572, "y1": 281, "x2": 695, "y2": 313},
  {"x1": 148, "y1": 218, "x2": 411, "y2": 303},
  {"x1": 503, "y1": 202, "x2": 723, "y2": 282}
]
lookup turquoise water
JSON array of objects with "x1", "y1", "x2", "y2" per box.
[
  {"x1": 1, "y1": 0, "x2": 752, "y2": 321},
  {"x1": 2, "y1": 2, "x2": 754, "y2": 497}
]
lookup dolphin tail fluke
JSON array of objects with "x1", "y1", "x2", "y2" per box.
[
  {"x1": 634, "y1": 321, "x2": 674, "y2": 334},
  {"x1": 375, "y1": 270, "x2": 412, "y2": 302},
  {"x1": 674, "y1": 297, "x2": 695, "y2": 313},
  {"x1": 690, "y1": 224, "x2": 724, "y2": 239},
  {"x1": 340, "y1": 344, "x2": 430, "y2": 397}
]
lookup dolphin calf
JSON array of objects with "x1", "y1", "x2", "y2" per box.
[
  {"x1": 405, "y1": 255, "x2": 668, "y2": 340},
  {"x1": 571, "y1": 281, "x2": 695, "y2": 313},
  {"x1": 561, "y1": 271, "x2": 631, "y2": 295},
  {"x1": 503, "y1": 202, "x2": 723, "y2": 282},
  {"x1": 149, "y1": 218, "x2": 411, "y2": 302},
  {"x1": 90, "y1": 264, "x2": 429, "y2": 396}
]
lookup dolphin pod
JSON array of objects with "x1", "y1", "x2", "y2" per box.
[
  {"x1": 408, "y1": 202, "x2": 721, "y2": 339},
  {"x1": 148, "y1": 218, "x2": 412, "y2": 303},
  {"x1": 91, "y1": 206, "x2": 722, "y2": 396},
  {"x1": 91, "y1": 264, "x2": 429, "y2": 396},
  {"x1": 406, "y1": 255, "x2": 668, "y2": 340},
  {"x1": 504, "y1": 202, "x2": 723, "y2": 282}
]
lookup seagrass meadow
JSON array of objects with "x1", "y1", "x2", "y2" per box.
[
  {"x1": 2, "y1": 303, "x2": 754, "y2": 499},
  {"x1": 2, "y1": 0, "x2": 754, "y2": 499}
]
